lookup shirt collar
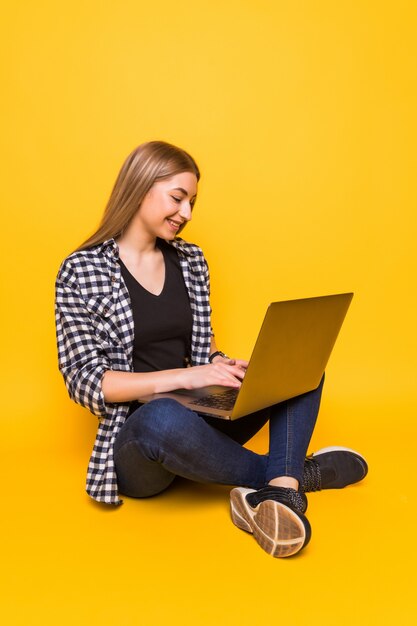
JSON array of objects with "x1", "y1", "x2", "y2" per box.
[
  {"x1": 168, "y1": 237, "x2": 197, "y2": 256},
  {"x1": 101, "y1": 238, "x2": 120, "y2": 259}
]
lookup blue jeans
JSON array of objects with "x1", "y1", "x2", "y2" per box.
[{"x1": 114, "y1": 374, "x2": 325, "y2": 497}]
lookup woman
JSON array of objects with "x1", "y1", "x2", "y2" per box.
[{"x1": 55, "y1": 140, "x2": 367, "y2": 558}]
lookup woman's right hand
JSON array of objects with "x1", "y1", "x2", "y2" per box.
[{"x1": 179, "y1": 362, "x2": 246, "y2": 390}]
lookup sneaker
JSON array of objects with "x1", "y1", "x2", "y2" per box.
[
  {"x1": 230, "y1": 486, "x2": 311, "y2": 558},
  {"x1": 302, "y1": 446, "x2": 368, "y2": 492}
]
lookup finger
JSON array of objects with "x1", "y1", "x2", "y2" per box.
[
  {"x1": 217, "y1": 373, "x2": 241, "y2": 387},
  {"x1": 212, "y1": 362, "x2": 245, "y2": 381},
  {"x1": 213, "y1": 366, "x2": 243, "y2": 386},
  {"x1": 223, "y1": 364, "x2": 246, "y2": 380},
  {"x1": 224, "y1": 358, "x2": 248, "y2": 370}
]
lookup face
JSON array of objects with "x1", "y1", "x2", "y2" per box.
[{"x1": 136, "y1": 171, "x2": 198, "y2": 241}]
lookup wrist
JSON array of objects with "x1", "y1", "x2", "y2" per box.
[{"x1": 209, "y1": 350, "x2": 229, "y2": 363}]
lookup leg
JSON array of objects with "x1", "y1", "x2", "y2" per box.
[
  {"x1": 114, "y1": 398, "x2": 269, "y2": 498},
  {"x1": 205, "y1": 378, "x2": 367, "y2": 492},
  {"x1": 266, "y1": 373, "x2": 325, "y2": 485},
  {"x1": 230, "y1": 373, "x2": 368, "y2": 557}
]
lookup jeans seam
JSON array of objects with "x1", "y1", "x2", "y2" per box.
[{"x1": 285, "y1": 401, "x2": 294, "y2": 476}]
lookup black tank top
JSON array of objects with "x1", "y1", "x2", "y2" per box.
[{"x1": 118, "y1": 238, "x2": 193, "y2": 373}]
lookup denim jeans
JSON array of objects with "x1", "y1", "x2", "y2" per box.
[{"x1": 114, "y1": 374, "x2": 325, "y2": 498}]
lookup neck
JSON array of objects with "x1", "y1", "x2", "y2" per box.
[{"x1": 116, "y1": 223, "x2": 157, "y2": 257}]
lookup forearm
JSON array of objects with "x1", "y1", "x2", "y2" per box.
[{"x1": 102, "y1": 369, "x2": 186, "y2": 403}]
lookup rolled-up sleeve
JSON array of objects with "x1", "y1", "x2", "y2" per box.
[{"x1": 55, "y1": 261, "x2": 109, "y2": 418}]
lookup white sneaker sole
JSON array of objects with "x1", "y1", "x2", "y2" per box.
[
  {"x1": 230, "y1": 488, "x2": 309, "y2": 558},
  {"x1": 312, "y1": 446, "x2": 368, "y2": 474},
  {"x1": 312, "y1": 445, "x2": 366, "y2": 461}
]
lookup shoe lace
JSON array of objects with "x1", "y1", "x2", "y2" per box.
[
  {"x1": 287, "y1": 489, "x2": 307, "y2": 513},
  {"x1": 247, "y1": 486, "x2": 307, "y2": 514},
  {"x1": 303, "y1": 457, "x2": 322, "y2": 492}
]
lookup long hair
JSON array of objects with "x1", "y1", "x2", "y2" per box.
[{"x1": 75, "y1": 141, "x2": 200, "y2": 251}]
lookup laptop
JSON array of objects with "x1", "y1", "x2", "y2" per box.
[{"x1": 137, "y1": 292, "x2": 354, "y2": 420}]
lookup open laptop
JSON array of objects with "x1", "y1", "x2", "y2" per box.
[{"x1": 137, "y1": 292, "x2": 354, "y2": 420}]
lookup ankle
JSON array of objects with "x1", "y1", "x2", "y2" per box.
[{"x1": 268, "y1": 476, "x2": 299, "y2": 491}]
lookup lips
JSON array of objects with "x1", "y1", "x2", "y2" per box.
[{"x1": 167, "y1": 219, "x2": 182, "y2": 230}]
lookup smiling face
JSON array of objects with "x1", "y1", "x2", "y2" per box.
[{"x1": 136, "y1": 171, "x2": 198, "y2": 241}]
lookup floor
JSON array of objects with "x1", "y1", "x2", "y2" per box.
[{"x1": 2, "y1": 398, "x2": 415, "y2": 626}]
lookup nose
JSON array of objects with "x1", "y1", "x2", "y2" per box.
[{"x1": 179, "y1": 202, "x2": 192, "y2": 222}]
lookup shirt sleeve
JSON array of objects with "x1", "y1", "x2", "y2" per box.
[
  {"x1": 201, "y1": 250, "x2": 214, "y2": 338},
  {"x1": 55, "y1": 260, "x2": 109, "y2": 418},
  {"x1": 195, "y1": 246, "x2": 214, "y2": 341}
]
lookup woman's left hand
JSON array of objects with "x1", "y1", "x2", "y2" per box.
[{"x1": 211, "y1": 355, "x2": 249, "y2": 372}]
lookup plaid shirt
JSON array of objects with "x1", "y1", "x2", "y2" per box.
[{"x1": 55, "y1": 237, "x2": 212, "y2": 505}]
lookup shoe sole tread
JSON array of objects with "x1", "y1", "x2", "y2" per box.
[{"x1": 230, "y1": 488, "x2": 310, "y2": 558}]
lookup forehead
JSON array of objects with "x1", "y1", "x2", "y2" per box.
[{"x1": 157, "y1": 172, "x2": 198, "y2": 196}]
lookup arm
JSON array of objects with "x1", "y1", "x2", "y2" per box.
[
  {"x1": 55, "y1": 262, "x2": 111, "y2": 417},
  {"x1": 102, "y1": 359, "x2": 246, "y2": 403}
]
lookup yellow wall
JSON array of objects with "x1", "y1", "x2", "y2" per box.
[
  {"x1": 2, "y1": 0, "x2": 415, "y2": 451},
  {"x1": 1, "y1": 2, "x2": 416, "y2": 624}
]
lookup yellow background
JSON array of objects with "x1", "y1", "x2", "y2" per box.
[{"x1": 1, "y1": 1, "x2": 416, "y2": 624}]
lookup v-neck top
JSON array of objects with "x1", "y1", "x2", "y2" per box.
[{"x1": 118, "y1": 238, "x2": 193, "y2": 374}]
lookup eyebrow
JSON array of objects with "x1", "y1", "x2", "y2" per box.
[{"x1": 172, "y1": 187, "x2": 197, "y2": 199}]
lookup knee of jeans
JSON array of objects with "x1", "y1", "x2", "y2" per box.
[{"x1": 114, "y1": 439, "x2": 177, "y2": 498}]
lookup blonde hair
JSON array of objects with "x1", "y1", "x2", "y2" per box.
[{"x1": 75, "y1": 140, "x2": 200, "y2": 251}]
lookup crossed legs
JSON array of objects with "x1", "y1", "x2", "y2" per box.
[{"x1": 113, "y1": 375, "x2": 325, "y2": 497}]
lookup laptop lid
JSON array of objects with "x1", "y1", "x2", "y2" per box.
[{"x1": 230, "y1": 292, "x2": 353, "y2": 418}]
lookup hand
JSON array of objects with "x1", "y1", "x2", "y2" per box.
[
  {"x1": 179, "y1": 361, "x2": 246, "y2": 390},
  {"x1": 211, "y1": 354, "x2": 249, "y2": 371}
]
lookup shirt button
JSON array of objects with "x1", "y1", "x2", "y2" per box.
[
  {"x1": 103, "y1": 307, "x2": 109, "y2": 315},
  {"x1": 111, "y1": 276, "x2": 116, "y2": 282}
]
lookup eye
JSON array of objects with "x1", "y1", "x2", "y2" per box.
[{"x1": 171, "y1": 196, "x2": 181, "y2": 203}]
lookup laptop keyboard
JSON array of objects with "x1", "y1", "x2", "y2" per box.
[{"x1": 189, "y1": 388, "x2": 239, "y2": 411}]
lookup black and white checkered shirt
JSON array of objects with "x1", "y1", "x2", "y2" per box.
[{"x1": 55, "y1": 237, "x2": 212, "y2": 505}]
